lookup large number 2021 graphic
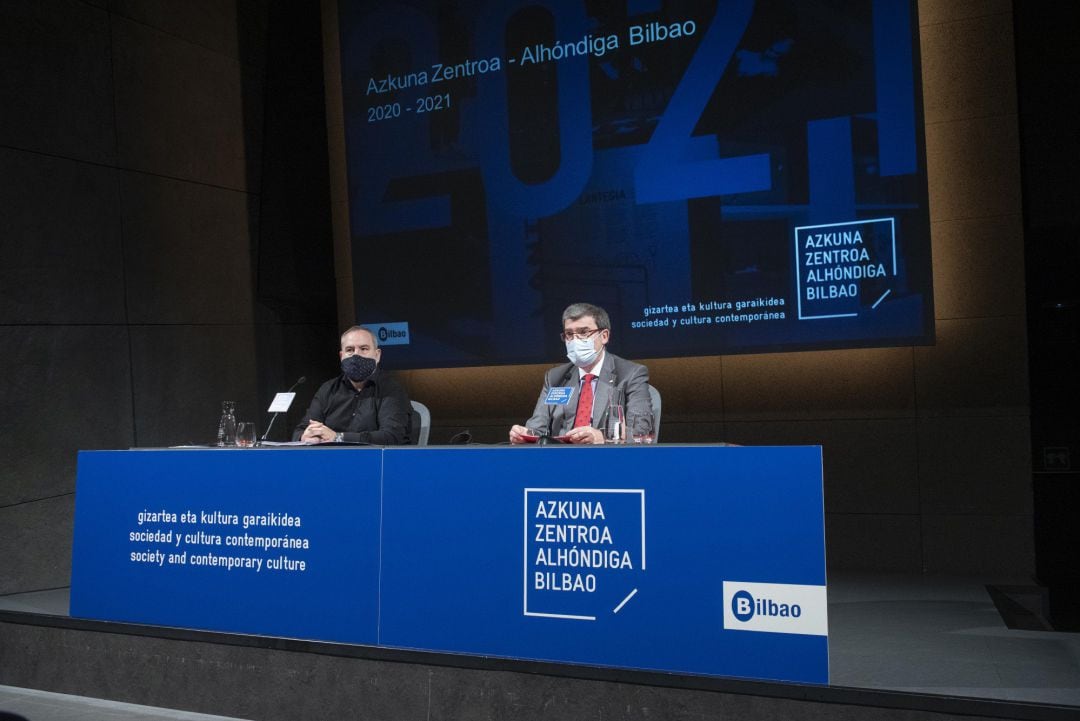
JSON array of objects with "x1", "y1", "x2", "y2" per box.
[{"x1": 348, "y1": 0, "x2": 771, "y2": 236}]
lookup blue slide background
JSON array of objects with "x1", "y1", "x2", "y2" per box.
[{"x1": 337, "y1": 0, "x2": 932, "y2": 367}]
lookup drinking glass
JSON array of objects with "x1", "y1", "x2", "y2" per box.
[
  {"x1": 235, "y1": 422, "x2": 257, "y2": 448},
  {"x1": 628, "y1": 413, "x2": 655, "y2": 444},
  {"x1": 605, "y1": 403, "x2": 626, "y2": 444}
]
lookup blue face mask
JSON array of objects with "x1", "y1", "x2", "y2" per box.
[
  {"x1": 566, "y1": 337, "x2": 600, "y2": 368},
  {"x1": 341, "y1": 355, "x2": 376, "y2": 382}
]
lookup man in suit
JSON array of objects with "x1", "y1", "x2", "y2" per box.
[{"x1": 509, "y1": 302, "x2": 652, "y2": 444}]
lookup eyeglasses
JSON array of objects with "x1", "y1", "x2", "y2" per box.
[{"x1": 561, "y1": 328, "x2": 602, "y2": 341}]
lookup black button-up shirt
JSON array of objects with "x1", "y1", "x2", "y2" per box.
[{"x1": 291, "y1": 368, "x2": 411, "y2": 445}]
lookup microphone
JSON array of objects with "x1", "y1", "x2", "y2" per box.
[
  {"x1": 448, "y1": 430, "x2": 472, "y2": 445},
  {"x1": 561, "y1": 367, "x2": 575, "y2": 385},
  {"x1": 261, "y1": 376, "x2": 307, "y2": 442},
  {"x1": 602, "y1": 367, "x2": 619, "y2": 431}
]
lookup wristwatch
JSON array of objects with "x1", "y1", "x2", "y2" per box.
[{"x1": 334, "y1": 432, "x2": 344, "y2": 443}]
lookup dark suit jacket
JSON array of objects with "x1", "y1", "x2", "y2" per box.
[{"x1": 524, "y1": 352, "x2": 652, "y2": 437}]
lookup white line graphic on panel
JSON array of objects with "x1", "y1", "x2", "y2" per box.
[
  {"x1": 613, "y1": 588, "x2": 638, "y2": 614},
  {"x1": 527, "y1": 611, "x2": 597, "y2": 621}
]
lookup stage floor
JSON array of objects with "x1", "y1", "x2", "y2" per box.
[
  {"x1": 826, "y1": 574, "x2": 1080, "y2": 706},
  {"x1": 0, "y1": 684, "x2": 253, "y2": 721},
  {"x1": 2, "y1": 574, "x2": 1078, "y2": 709}
]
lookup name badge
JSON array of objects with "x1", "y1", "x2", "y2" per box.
[{"x1": 545, "y1": 387, "x2": 574, "y2": 405}]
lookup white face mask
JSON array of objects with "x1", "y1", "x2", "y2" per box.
[{"x1": 566, "y1": 337, "x2": 600, "y2": 368}]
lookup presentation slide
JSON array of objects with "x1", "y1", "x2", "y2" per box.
[{"x1": 337, "y1": 0, "x2": 932, "y2": 368}]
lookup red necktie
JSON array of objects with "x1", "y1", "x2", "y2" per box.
[{"x1": 573, "y1": 374, "x2": 596, "y2": 429}]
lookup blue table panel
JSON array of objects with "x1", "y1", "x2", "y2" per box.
[
  {"x1": 378, "y1": 445, "x2": 827, "y2": 684},
  {"x1": 70, "y1": 448, "x2": 382, "y2": 644},
  {"x1": 69, "y1": 445, "x2": 827, "y2": 684}
]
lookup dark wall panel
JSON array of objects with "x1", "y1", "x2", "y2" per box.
[
  {"x1": 0, "y1": 0, "x2": 115, "y2": 163},
  {"x1": 920, "y1": 11, "x2": 1017, "y2": 124},
  {"x1": 642, "y1": 356, "x2": 725, "y2": 421},
  {"x1": 110, "y1": 0, "x2": 240, "y2": 60},
  {"x1": 930, "y1": 215, "x2": 1026, "y2": 321},
  {"x1": 120, "y1": 172, "x2": 256, "y2": 325},
  {"x1": 110, "y1": 15, "x2": 252, "y2": 190},
  {"x1": 0, "y1": 0, "x2": 341, "y2": 600},
  {"x1": 722, "y1": 348, "x2": 917, "y2": 422},
  {"x1": 922, "y1": 514, "x2": 1033, "y2": 576},
  {"x1": 0, "y1": 326, "x2": 134, "y2": 507},
  {"x1": 253, "y1": 0, "x2": 334, "y2": 326},
  {"x1": 0, "y1": 149, "x2": 125, "y2": 324},
  {"x1": 914, "y1": 317, "x2": 1028, "y2": 416},
  {"x1": 252, "y1": 322, "x2": 341, "y2": 442},
  {"x1": 917, "y1": 0, "x2": 1012, "y2": 26},
  {"x1": 397, "y1": 363, "x2": 549, "y2": 428},
  {"x1": 129, "y1": 324, "x2": 259, "y2": 448},
  {"x1": 0, "y1": 496, "x2": 74, "y2": 594},
  {"x1": 917, "y1": 416, "x2": 1032, "y2": 515},
  {"x1": 924, "y1": 113, "x2": 1022, "y2": 223},
  {"x1": 826, "y1": 514, "x2": 923, "y2": 573},
  {"x1": 726, "y1": 420, "x2": 920, "y2": 516}
]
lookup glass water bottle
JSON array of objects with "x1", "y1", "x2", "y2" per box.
[{"x1": 217, "y1": 400, "x2": 237, "y2": 446}]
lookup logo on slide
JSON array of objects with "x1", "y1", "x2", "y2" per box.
[{"x1": 369, "y1": 322, "x2": 410, "y2": 345}]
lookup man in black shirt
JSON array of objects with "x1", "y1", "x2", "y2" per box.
[{"x1": 292, "y1": 326, "x2": 411, "y2": 445}]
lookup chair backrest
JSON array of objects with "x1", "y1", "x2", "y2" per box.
[
  {"x1": 410, "y1": 400, "x2": 431, "y2": 446},
  {"x1": 647, "y1": 384, "x2": 662, "y2": 441}
]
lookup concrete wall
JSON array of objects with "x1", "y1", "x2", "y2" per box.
[
  {"x1": 0, "y1": 0, "x2": 336, "y2": 595},
  {"x1": 0, "y1": 619, "x2": 1050, "y2": 721}
]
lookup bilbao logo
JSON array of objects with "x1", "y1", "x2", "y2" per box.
[
  {"x1": 722, "y1": 581, "x2": 828, "y2": 636},
  {"x1": 730, "y1": 589, "x2": 802, "y2": 622},
  {"x1": 368, "y1": 322, "x2": 410, "y2": 346}
]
